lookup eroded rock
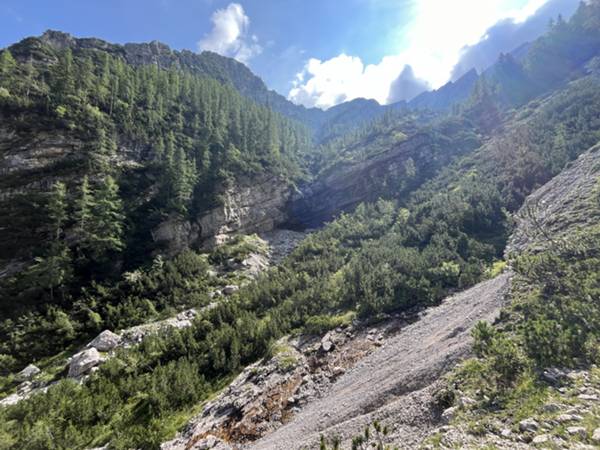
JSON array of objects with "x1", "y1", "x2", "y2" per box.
[
  {"x1": 68, "y1": 348, "x2": 104, "y2": 378},
  {"x1": 519, "y1": 418, "x2": 539, "y2": 433},
  {"x1": 88, "y1": 330, "x2": 121, "y2": 352},
  {"x1": 17, "y1": 364, "x2": 40, "y2": 381}
]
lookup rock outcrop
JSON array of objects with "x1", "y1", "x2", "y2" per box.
[
  {"x1": 68, "y1": 348, "x2": 104, "y2": 378},
  {"x1": 197, "y1": 176, "x2": 292, "y2": 248},
  {"x1": 16, "y1": 364, "x2": 41, "y2": 381},
  {"x1": 152, "y1": 175, "x2": 292, "y2": 253},
  {"x1": 88, "y1": 330, "x2": 121, "y2": 352},
  {"x1": 507, "y1": 144, "x2": 600, "y2": 255},
  {"x1": 288, "y1": 132, "x2": 463, "y2": 227}
]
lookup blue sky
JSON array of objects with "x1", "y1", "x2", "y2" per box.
[{"x1": 0, "y1": 0, "x2": 578, "y2": 108}]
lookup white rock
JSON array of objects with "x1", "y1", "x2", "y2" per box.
[
  {"x1": 578, "y1": 393, "x2": 599, "y2": 401},
  {"x1": 566, "y1": 426, "x2": 587, "y2": 438},
  {"x1": 88, "y1": 330, "x2": 121, "y2": 352},
  {"x1": 519, "y1": 418, "x2": 539, "y2": 432},
  {"x1": 0, "y1": 393, "x2": 21, "y2": 407},
  {"x1": 320, "y1": 339, "x2": 333, "y2": 352},
  {"x1": 17, "y1": 364, "x2": 41, "y2": 381},
  {"x1": 556, "y1": 413, "x2": 583, "y2": 423},
  {"x1": 458, "y1": 396, "x2": 477, "y2": 407},
  {"x1": 68, "y1": 348, "x2": 104, "y2": 378},
  {"x1": 441, "y1": 406, "x2": 458, "y2": 423},
  {"x1": 332, "y1": 366, "x2": 345, "y2": 376},
  {"x1": 500, "y1": 428, "x2": 512, "y2": 438},
  {"x1": 592, "y1": 427, "x2": 600, "y2": 443},
  {"x1": 532, "y1": 434, "x2": 550, "y2": 445}
]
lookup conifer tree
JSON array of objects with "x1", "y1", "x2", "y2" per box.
[
  {"x1": 169, "y1": 148, "x2": 198, "y2": 214},
  {"x1": 0, "y1": 50, "x2": 17, "y2": 90},
  {"x1": 74, "y1": 176, "x2": 93, "y2": 251},
  {"x1": 27, "y1": 182, "x2": 72, "y2": 301},
  {"x1": 88, "y1": 176, "x2": 125, "y2": 259}
]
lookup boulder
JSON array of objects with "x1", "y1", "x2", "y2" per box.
[
  {"x1": 0, "y1": 393, "x2": 21, "y2": 407},
  {"x1": 223, "y1": 285, "x2": 239, "y2": 296},
  {"x1": 320, "y1": 337, "x2": 334, "y2": 352},
  {"x1": 16, "y1": 364, "x2": 40, "y2": 381},
  {"x1": 519, "y1": 418, "x2": 539, "y2": 433},
  {"x1": 88, "y1": 330, "x2": 121, "y2": 352},
  {"x1": 458, "y1": 396, "x2": 476, "y2": 407},
  {"x1": 532, "y1": 434, "x2": 550, "y2": 445},
  {"x1": 68, "y1": 348, "x2": 104, "y2": 378},
  {"x1": 441, "y1": 406, "x2": 458, "y2": 423},
  {"x1": 541, "y1": 367, "x2": 568, "y2": 385},
  {"x1": 556, "y1": 413, "x2": 583, "y2": 423},
  {"x1": 566, "y1": 426, "x2": 587, "y2": 438},
  {"x1": 542, "y1": 402, "x2": 561, "y2": 413},
  {"x1": 332, "y1": 366, "x2": 345, "y2": 377},
  {"x1": 592, "y1": 427, "x2": 600, "y2": 444}
]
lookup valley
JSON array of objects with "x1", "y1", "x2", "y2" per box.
[{"x1": 1, "y1": 2, "x2": 600, "y2": 449}]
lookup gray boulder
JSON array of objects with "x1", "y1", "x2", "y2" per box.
[
  {"x1": 519, "y1": 418, "x2": 539, "y2": 432},
  {"x1": 17, "y1": 364, "x2": 40, "y2": 381},
  {"x1": 68, "y1": 348, "x2": 104, "y2": 378},
  {"x1": 88, "y1": 330, "x2": 121, "y2": 352},
  {"x1": 223, "y1": 285, "x2": 239, "y2": 295}
]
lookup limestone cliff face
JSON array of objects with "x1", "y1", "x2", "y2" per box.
[
  {"x1": 152, "y1": 175, "x2": 292, "y2": 255},
  {"x1": 288, "y1": 132, "x2": 446, "y2": 227}
]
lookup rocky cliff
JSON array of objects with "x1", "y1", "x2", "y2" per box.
[
  {"x1": 153, "y1": 175, "x2": 293, "y2": 254},
  {"x1": 288, "y1": 131, "x2": 468, "y2": 227}
]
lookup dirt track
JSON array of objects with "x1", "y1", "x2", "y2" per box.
[{"x1": 249, "y1": 272, "x2": 512, "y2": 449}]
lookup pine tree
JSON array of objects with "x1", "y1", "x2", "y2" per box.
[
  {"x1": 88, "y1": 176, "x2": 125, "y2": 259},
  {"x1": 169, "y1": 148, "x2": 198, "y2": 214},
  {"x1": 52, "y1": 48, "x2": 75, "y2": 102},
  {"x1": 0, "y1": 50, "x2": 17, "y2": 90},
  {"x1": 48, "y1": 181, "x2": 68, "y2": 242},
  {"x1": 74, "y1": 176, "x2": 94, "y2": 252},
  {"x1": 27, "y1": 182, "x2": 72, "y2": 301}
]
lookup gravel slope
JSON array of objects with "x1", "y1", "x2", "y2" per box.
[{"x1": 249, "y1": 272, "x2": 512, "y2": 449}]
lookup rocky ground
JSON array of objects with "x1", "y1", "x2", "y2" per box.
[
  {"x1": 507, "y1": 144, "x2": 600, "y2": 256},
  {"x1": 162, "y1": 272, "x2": 512, "y2": 450},
  {"x1": 423, "y1": 367, "x2": 600, "y2": 449}
]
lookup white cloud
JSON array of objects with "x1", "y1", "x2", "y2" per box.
[
  {"x1": 198, "y1": 3, "x2": 262, "y2": 64},
  {"x1": 289, "y1": 0, "x2": 549, "y2": 109}
]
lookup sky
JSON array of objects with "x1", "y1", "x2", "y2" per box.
[{"x1": 0, "y1": 0, "x2": 579, "y2": 109}]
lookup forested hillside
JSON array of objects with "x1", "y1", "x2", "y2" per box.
[{"x1": 1, "y1": 1, "x2": 600, "y2": 449}]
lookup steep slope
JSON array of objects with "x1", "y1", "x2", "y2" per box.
[
  {"x1": 409, "y1": 69, "x2": 478, "y2": 112},
  {"x1": 162, "y1": 272, "x2": 511, "y2": 450},
  {"x1": 163, "y1": 142, "x2": 600, "y2": 450},
  {"x1": 418, "y1": 143, "x2": 600, "y2": 450},
  {"x1": 249, "y1": 274, "x2": 511, "y2": 450}
]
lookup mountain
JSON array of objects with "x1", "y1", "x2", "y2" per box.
[
  {"x1": 1, "y1": 2, "x2": 600, "y2": 449},
  {"x1": 408, "y1": 68, "x2": 479, "y2": 111}
]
